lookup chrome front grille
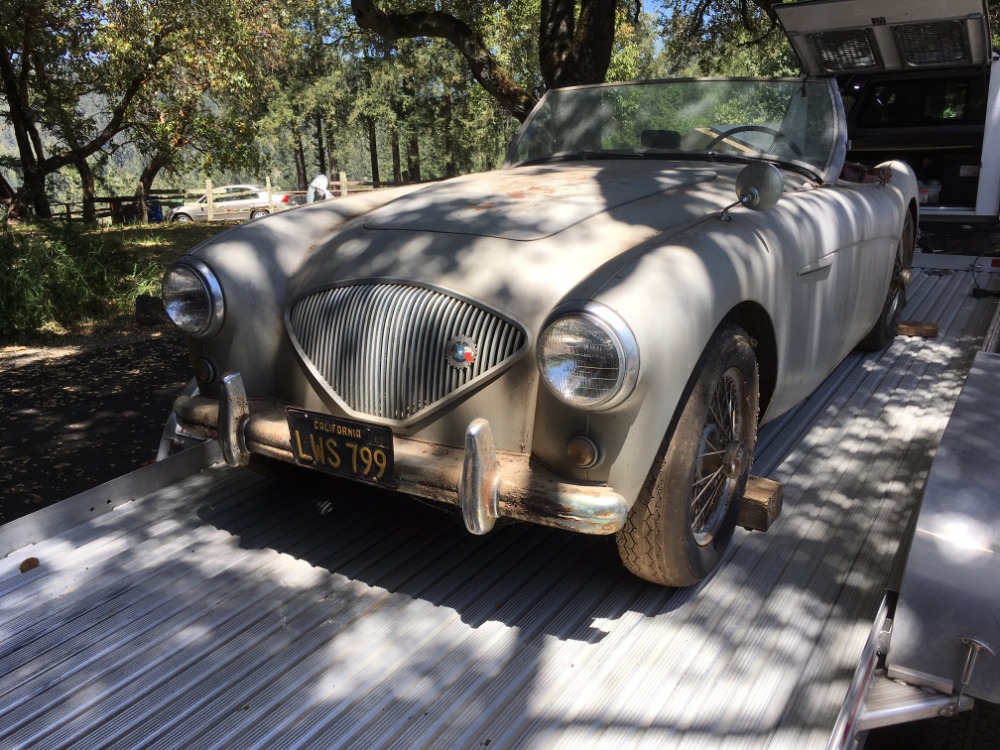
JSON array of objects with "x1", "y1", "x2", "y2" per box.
[{"x1": 288, "y1": 282, "x2": 528, "y2": 422}]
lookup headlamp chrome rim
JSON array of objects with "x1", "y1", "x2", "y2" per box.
[
  {"x1": 536, "y1": 301, "x2": 639, "y2": 410},
  {"x1": 162, "y1": 257, "x2": 225, "y2": 338}
]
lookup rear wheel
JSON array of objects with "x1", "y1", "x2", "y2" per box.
[
  {"x1": 250, "y1": 209, "x2": 269, "y2": 220},
  {"x1": 616, "y1": 323, "x2": 759, "y2": 586},
  {"x1": 859, "y1": 211, "x2": 914, "y2": 351}
]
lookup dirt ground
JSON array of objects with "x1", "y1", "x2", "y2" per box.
[{"x1": 0, "y1": 324, "x2": 192, "y2": 525}]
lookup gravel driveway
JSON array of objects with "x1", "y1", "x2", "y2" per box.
[{"x1": 0, "y1": 325, "x2": 192, "y2": 525}]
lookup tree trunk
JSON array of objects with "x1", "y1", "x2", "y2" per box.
[
  {"x1": 367, "y1": 117, "x2": 380, "y2": 187},
  {"x1": 407, "y1": 134, "x2": 421, "y2": 184},
  {"x1": 136, "y1": 154, "x2": 166, "y2": 223},
  {"x1": 74, "y1": 156, "x2": 97, "y2": 222},
  {"x1": 326, "y1": 127, "x2": 340, "y2": 178},
  {"x1": 138, "y1": 154, "x2": 165, "y2": 197},
  {"x1": 0, "y1": 44, "x2": 52, "y2": 219},
  {"x1": 391, "y1": 125, "x2": 402, "y2": 185},
  {"x1": 0, "y1": 170, "x2": 14, "y2": 201},
  {"x1": 20, "y1": 168, "x2": 51, "y2": 220},
  {"x1": 294, "y1": 135, "x2": 308, "y2": 192},
  {"x1": 539, "y1": 0, "x2": 617, "y2": 88},
  {"x1": 314, "y1": 112, "x2": 327, "y2": 176},
  {"x1": 443, "y1": 99, "x2": 457, "y2": 179}
]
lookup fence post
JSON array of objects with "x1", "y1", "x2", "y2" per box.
[
  {"x1": 266, "y1": 176, "x2": 274, "y2": 212},
  {"x1": 339, "y1": 171, "x2": 348, "y2": 198},
  {"x1": 206, "y1": 178, "x2": 214, "y2": 221},
  {"x1": 109, "y1": 198, "x2": 124, "y2": 224},
  {"x1": 137, "y1": 184, "x2": 148, "y2": 223}
]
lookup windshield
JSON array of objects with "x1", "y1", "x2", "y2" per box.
[{"x1": 506, "y1": 78, "x2": 846, "y2": 183}]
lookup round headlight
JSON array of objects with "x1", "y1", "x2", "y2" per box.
[
  {"x1": 162, "y1": 259, "x2": 224, "y2": 337},
  {"x1": 536, "y1": 304, "x2": 638, "y2": 409}
]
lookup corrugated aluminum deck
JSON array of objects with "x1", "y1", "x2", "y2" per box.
[{"x1": 1, "y1": 265, "x2": 996, "y2": 750}]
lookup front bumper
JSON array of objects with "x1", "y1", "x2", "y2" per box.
[{"x1": 172, "y1": 372, "x2": 627, "y2": 536}]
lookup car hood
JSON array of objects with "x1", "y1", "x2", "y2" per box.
[
  {"x1": 362, "y1": 163, "x2": 718, "y2": 240},
  {"x1": 288, "y1": 162, "x2": 728, "y2": 320}
]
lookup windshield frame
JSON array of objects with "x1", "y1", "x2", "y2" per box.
[{"x1": 504, "y1": 77, "x2": 848, "y2": 185}]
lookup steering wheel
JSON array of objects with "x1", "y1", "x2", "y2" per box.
[{"x1": 705, "y1": 125, "x2": 804, "y2": 159}]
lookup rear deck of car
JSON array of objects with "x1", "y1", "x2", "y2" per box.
[{"x1": 1, "y1": 258, "x2": 997, "y2": 748}]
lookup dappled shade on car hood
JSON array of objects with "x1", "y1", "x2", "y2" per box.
[{"x1": 363, "y1": 164, "x2": 719, "y2": 240}]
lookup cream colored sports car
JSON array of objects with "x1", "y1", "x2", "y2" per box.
[{"x1": 163, "y1": 77, "x2": 917, "y2": 586}]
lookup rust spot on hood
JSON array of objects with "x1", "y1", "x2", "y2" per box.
[{"x1": 504, "y1": 185, "x2": 557, "y2": 201}]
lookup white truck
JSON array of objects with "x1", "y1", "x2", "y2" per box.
[{"x1": 778, "y1": 0, "x2": 1000, "y2": 221}]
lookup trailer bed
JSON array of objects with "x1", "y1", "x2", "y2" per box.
[{"x1": 1, "y1": 264, "x2": 996, "y2": 750}]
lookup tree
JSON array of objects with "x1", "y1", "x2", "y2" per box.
[
  {"x1": 349, "y1": 0, "x2": 638, "y2": 122},
  {"x1": 0, "y1": 2, "x2": 174, "y2": 219},
  {"x1": 128, "y1": 2, "x2": 288, "y2": 198},
  {"x1": 0, "y1": 0, "x2": 290, "y2": 221}
]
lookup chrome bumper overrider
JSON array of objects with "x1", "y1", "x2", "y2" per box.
[{"x1": 173, "y1": 372, "x2": 627, "y2": 536}]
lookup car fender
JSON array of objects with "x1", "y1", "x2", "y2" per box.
[
  {"x1": 531, "y1": 219, "x2": 774, "y2": 508},
  {"x1": 531, "y1": 168, "x2": 915, "y2": 508}
]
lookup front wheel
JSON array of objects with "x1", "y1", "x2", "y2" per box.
[{"x1": 616, "y1": 323, "x2": 759, "y2": 586}]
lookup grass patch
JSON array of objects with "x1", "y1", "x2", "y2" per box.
[{"x1": 0, "y1": 221, "x2": 226, "y2": 342}]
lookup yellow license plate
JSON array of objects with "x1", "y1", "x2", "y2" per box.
[{"x1": 286, "y1": 408, "x2": 395, "y2": 487}]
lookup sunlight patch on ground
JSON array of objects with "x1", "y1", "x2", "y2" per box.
[{"x1": 0, "y1": 345, "x2": 85, "y2": 369}]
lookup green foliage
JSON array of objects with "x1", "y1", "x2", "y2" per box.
[
  {"x1": 13, "y1": 0, "x2": 938, "y2": 213},
  {"x1": 655, "y1": 0, "x2": 797, "y2": 77},
  {"x1": 606, "y1": 10, "x2": 662, "y2": 82},
  {"x1": 0, "y1": 222, "x2": 194, "y2": 339},
  {"x1": 0, "y1": 0, "x2": 296, "y2": 216}
]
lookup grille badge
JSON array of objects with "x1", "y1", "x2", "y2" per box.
[{"x1": 446, "y1": 336, "x2": 477, "y2": 369}]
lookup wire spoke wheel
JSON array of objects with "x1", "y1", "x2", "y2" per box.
[
  {"x1": 616, "y1": 323, "x2": 759, "y2": 587},
  {"x1": 691, "y1": 368, "x2": 749, "y2": 545}
]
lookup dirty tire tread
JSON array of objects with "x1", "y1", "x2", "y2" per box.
[
  {"x1": 616, "y1": 440, "x2": 673, "y2": 583},
  {"x1": 616, "y1": 323, "x2": 759, "y2": 587}
]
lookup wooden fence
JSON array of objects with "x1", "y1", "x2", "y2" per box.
[{"x1": 31, "y1": 172, "x2": 374, "y2": 224}]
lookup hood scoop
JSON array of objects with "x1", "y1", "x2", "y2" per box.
[{"x1": 363, "y1": 165, "x2": 716, "y2": 241}]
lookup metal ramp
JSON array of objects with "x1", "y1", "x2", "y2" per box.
[{"x1": 1, "y1": 264, "x2": 996, "y2": 750}]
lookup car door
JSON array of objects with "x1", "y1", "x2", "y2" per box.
[
  {"x1": 753, "y1": 181, "x2": 891, "y2": 416},
  {"x1": 226, "y1": 186, "x2": 260, "y2": 221}
]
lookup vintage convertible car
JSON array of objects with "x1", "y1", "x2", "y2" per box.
[{"x1": 162, "y1": 77, "x2": 918, "y2": 586}]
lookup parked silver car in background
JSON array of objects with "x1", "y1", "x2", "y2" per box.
[
  {"x1": 168, "y1": 184, "x2": 292, "y2": 222},
  {"x1": 162, "y1": 77, "x2": 917, "y2": 587}
]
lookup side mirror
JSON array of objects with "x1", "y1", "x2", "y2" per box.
[{"x1": 735, "y1": 162, "x2": 784, "y2": 211}]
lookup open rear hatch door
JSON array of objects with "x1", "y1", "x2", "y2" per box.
[
  {"x1": 775, "y1": 0, "x2": 991, "y2": 76},
  {"x1": 777, "y1": 0, "x2": 1000, "y2": 219}
]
